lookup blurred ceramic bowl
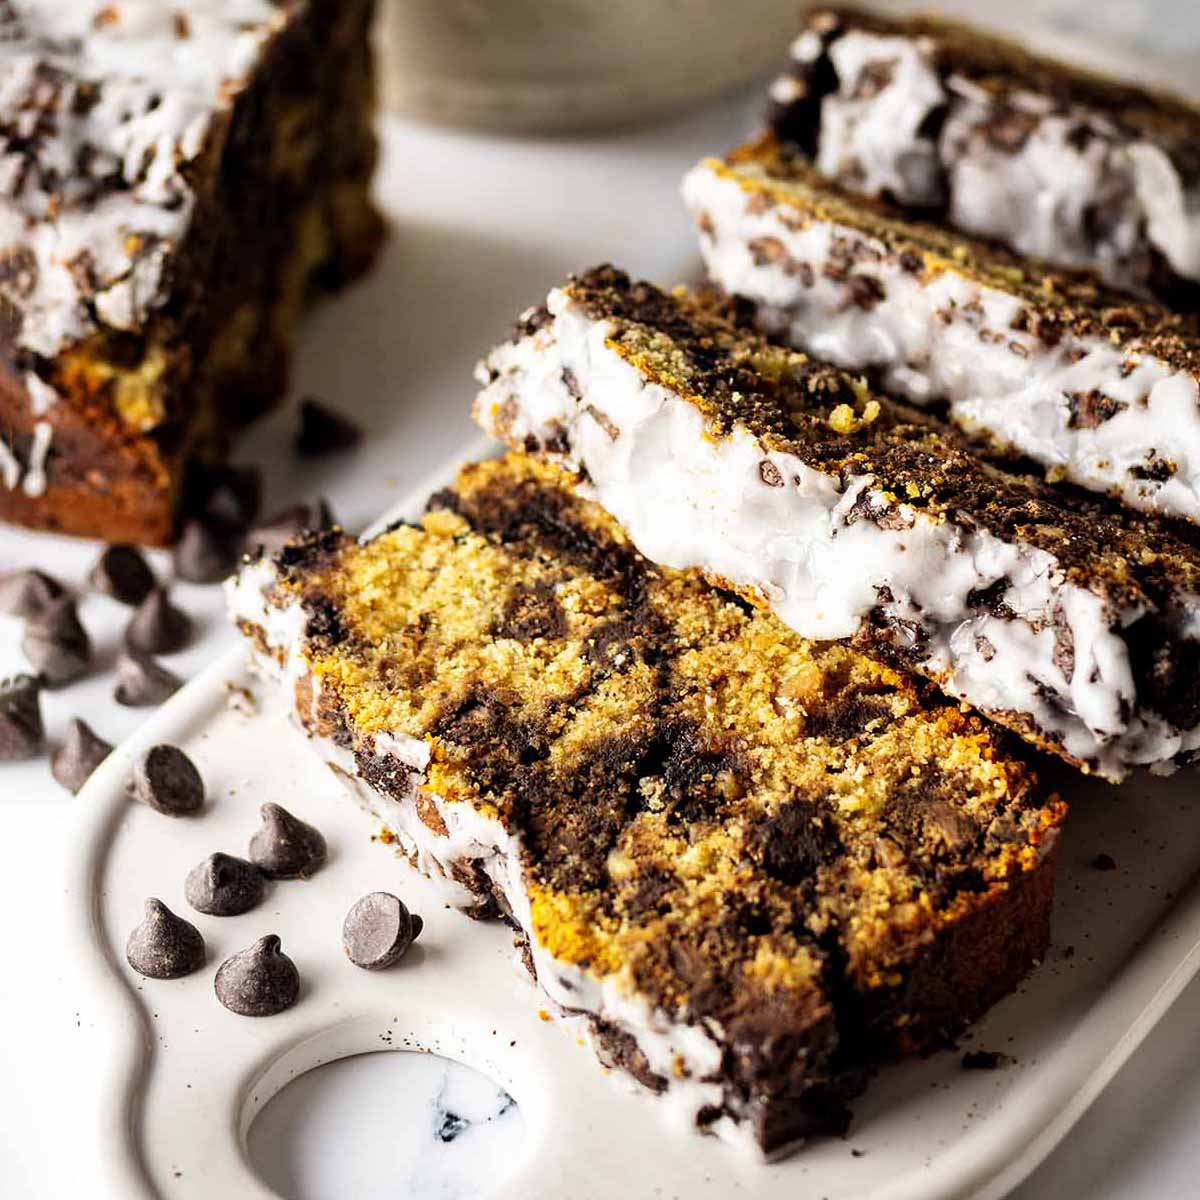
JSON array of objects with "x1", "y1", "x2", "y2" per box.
[{"x1": 376, "y1": 0, "x2": 799, "y2": 133}]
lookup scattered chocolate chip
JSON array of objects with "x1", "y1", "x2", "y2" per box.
[
  {"x1": 342, "y1": 892, "x2": 423, "y2": 970},
  {"x1": 961, "y1": 1050, "x2": 1004, "y2": 1070},
  {"x1": 0, "y1": 568, "x2": 64, "y2": 618},
  {"x1": 197, "y1": 463, "x2": 261, "y2": 533},
  {"x1": 174, "y1": 519, "x2": 237, "y2": 584},
  {"x1": 114, "y1": 650, "x2": 182, "y2": 707},
  {"x1": 248, "y1": 802, "x2": 326, "y2": 878},
  {"x1": 90, "y1": 544, "x2": 156, "y2": 605},
  {"x1": 51, "y1": 718, "x2": 113, "y2": 793},
  {"x1": 125, "y1": 587, "x2": 191, "y2": 654},
  {"x1": 125, "y1": 898, "x2": 206, "y2": 979},
  {"x1": 131, "y1": 744, "x2": 204, "y2": 815},
  {"x1": 296, "y1": 397, "x2": 362, "y2": 456},
  {"x1": 244, "y1": 500, "x2": 336, "y2": 558},
  {"x1": 0, "y1": 674, "x2": 43, "y2": 759},
  {"x1": 21, "y1": 596, "x2": 91, "y2": 686},
  {"x1": 185, "y1": 852, "x2": 265, "y2": 916},
  {"x1": 1091, "y1": 852, "x2": 1117, "y2": 871},
  {"x1": 215, "y1": 934, "x2": 300, "y2": 1016}
]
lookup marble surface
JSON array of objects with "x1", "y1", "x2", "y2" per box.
[
  {"x1": 248, "y1": 1054, "x2": 524, "y2": 1200},
  {"x1": 2, "y1": 5, "x2": 1200, "y2": 1198}
]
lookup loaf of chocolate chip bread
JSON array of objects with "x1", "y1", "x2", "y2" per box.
[{"x1": 0, "y1": 1, "x2": 383, "y2": 543}]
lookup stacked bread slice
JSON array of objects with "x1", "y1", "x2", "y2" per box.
[{"x1": 232, "y1": 8, "x2": 1200, "y2": 1159}]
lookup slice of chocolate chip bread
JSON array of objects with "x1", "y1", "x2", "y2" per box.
[
  {"x1": 475, "y1": 266, "x2": 1200, "y2": 781},
  {"x1": 767, "y1": 6, "x2": 1200, "y2": 306},
  {"x1": 683, "y1": 136, "x2": 1200, "y2": 525},
  {"x1": 229, "y1": 452, "x2": 1063, "y2": 1157}
]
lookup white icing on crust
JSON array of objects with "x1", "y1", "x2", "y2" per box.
[
  {"x1": 0, "y1": 1, "x2": 286, "y2": 359},
  {"x1": 683, "y1": 158, "x2": 1200, "y2": 525},
  {"x1": 226, "y1": 563, "x2": 764, "y2": 1157},
  {"x1": 474, "y1": 285, "x2": 1200, "y2": 780},
  {"x1": 789, "y1": 28, "x2": 1200, "y2": 293},
  {"x1": 21, "y1": 419, "x2": 52, "y2": 497}
]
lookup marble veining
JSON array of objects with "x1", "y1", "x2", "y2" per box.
[{"x1": 247, "y1": 1051, "x2": 525, "y2": 1200}]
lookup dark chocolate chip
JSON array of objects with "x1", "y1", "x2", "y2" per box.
[
  {"x1": 1091, "y1": 852, "x2": 1117, "y2": 871},
  {"x1": 0, "y1": 674, "x2": 43, "y2": 759},
  {"x1": 174, "y1": 519, "x2": 236, "y2": 584},
  {"x1": 248, "y1": 802, "x2": 326, "y2": 878},
  {"x1": 296, "y1": 397, "x2": 362, "y2": 456},
  {"x1": 125, "y1": 898, "x2": 206, "y2": 979},
  {"x1": 185, "y1": 852, "x2": 265, "y2": 916},
  {"x1": 132, "y1": 744, "x2": 204, "y2": 815},
  {"x1": 214, "y1": 934, "x2": 300, "y2": 1016},
  {"x1": 125, "y1": 587, "x2": 191, "y2": 654},
  {"x1": 90, "y1": 544, "x2": 156, "y2": 606},
  {"x1": 0, "y1": 569, "x2": 64, "y2": 618},
  {"x1": 342, "y1": 892, "x2": 423, "y2": 970},
  {"x1": 198, "y1": 463, "x2": 261, "y2": 533},
  {"x1": 21, "y1": 596, "x2": 91, "y2": 686},
  {"x1": 244, "y1": 500, "x2": 336, "y2": 558},
  {"x1": 51, "y1": 717, "x2": 113, "y2": 793},
  {"x1": 114, "y1": 650, "x2": 182, "y2": 707},
  {"x1": 961, "y1": 1050, "x2": 1004, "y2": 1070}
]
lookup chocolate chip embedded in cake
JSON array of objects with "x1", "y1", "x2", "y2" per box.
[
  {"x1": 683, "y1": 137, "x2": 1200, "y2": 524},
  {"x1": 767, "y1": 6, "x2": 1200, "y2": 306},
  {"x1": 474, "y1": 266, "x2": 1200, "y2": 780},
  {"x1": 228, "y1": 452, "x2": 1064, "y2": 1156},
  {"x1": 0, "y1": 1, "x2": 384, "y2": 544}
]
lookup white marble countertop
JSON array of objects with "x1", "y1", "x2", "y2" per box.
[{"x1": 2, "y1": 6, "x2": 1199, "y2": 1196}]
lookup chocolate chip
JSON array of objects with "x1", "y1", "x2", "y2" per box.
[
  {"x1": 193, "y1": 462, "x2": 261, "y2": 533},
  {"x1": 214, "y1": 934, "x2": 300, "y2": 1016},
  {"x1": 114, "y1": 650, "x2": 182, "y2": 707},
  {"x1": 174, "y1": 519, "x2": 236, "y2": 584},
  {"x1": 296, "y1": 398, "x2": 362, "y2": 456},
  {"x1": 244, "y1": 500, "x2": 336, "y2": 558},
  {"x1": 0, "y1": 568, "x2": 64, "y2": 618},
  {"x1": 132, "y1": 744, "x2": 204, "y2": 815},
  {"x1": 961, "y1": 1050, "x2": 1004, "y2": 1070},
  {"x1": 342, "y1": 892, "x2": 423, "y2": 970},
  {"x1": 51, "y1": 717, "x2": 113, "y2": 792},
  {"x1": 90, "y1": 544, "x2": 155, "y2": 605},
  {"x1": 0, "y1": 674, "x2": 43, "y2": 759},
  {"x1": 21, "y1": 596, "x2": 91, "y2": 686},
  {"x1": 1091, "y1": 852, "x2": 1117, "y2": 871},
  {"x1": 125, "y1": 898, "x2": 205, "y2": 979},
  {"x1": 125, "y1": 587, "x2": 191, "y2": 654},
  {"x1": 248, "y1": 802, "x2": 326, "y2": 878},
  {"x1": 185, "y1": 852, "x2": 265, "y2": 916}
]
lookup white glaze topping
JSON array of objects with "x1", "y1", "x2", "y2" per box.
[
  {"x1": 683, "y1": 158, "x2": 1200, "y2": 525},
  {"x1": 474, "y1": 284, "x2": 1200, "y2": 779}
]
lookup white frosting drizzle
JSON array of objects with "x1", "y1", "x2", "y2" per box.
[
  {"x1": 473, "y1": 285, "x2": 1200, "y2": 780},
  {"x1": 0, "y1": 1, "x2": 285, "y2": 357},
  {"x1": 226, "y1": 562, "x2": 763, "y2": 1157},
  {"x1": 683, "y1": 159, "x2": 1200, "y2": 525},
  {"x1": 20, "y1": 419, "x2": 52, "y2": 497},
  {"x1": 793, "y1": 28, "x2": 1200, "y2": 293},
  {"x1": 23, "y1": 371, "x2": 57, "y2": 415},
  {"x1": 0, "y1": 439, "x2": 21, "y2": 489}
]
